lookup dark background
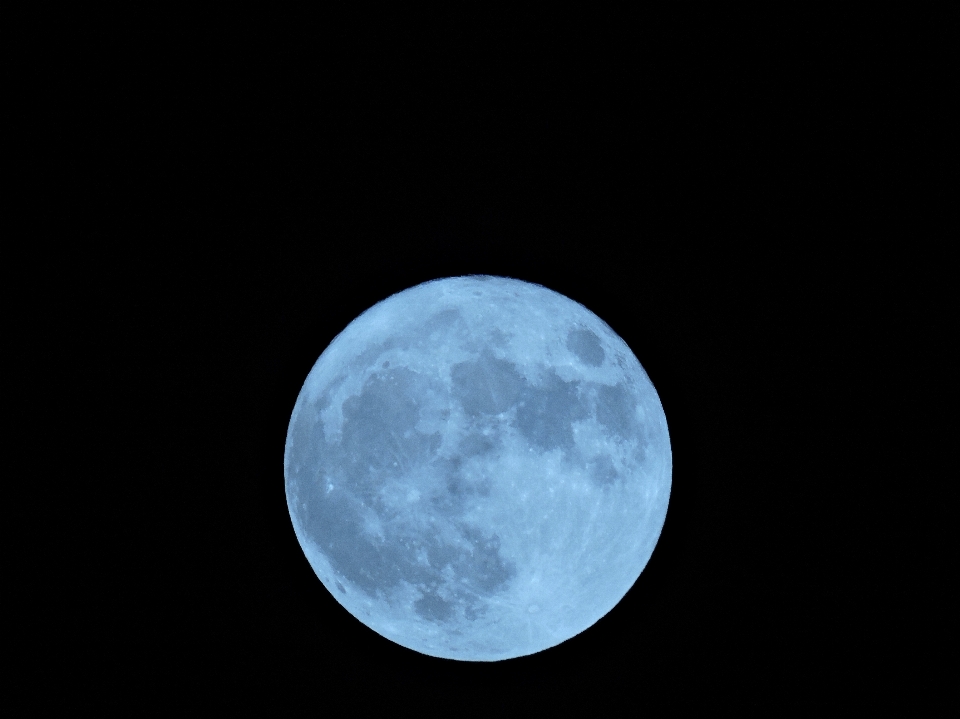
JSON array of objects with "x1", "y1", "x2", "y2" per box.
[{"x1": 20, "y1": 9, "x2": 948, "y2": 711}]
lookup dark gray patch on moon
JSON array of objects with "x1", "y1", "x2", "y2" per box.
[
  {"x1": 515, "y1": 371, "x2": 587, "y2": 453},
  {"x1": 339, "y1": 368, "x2": 440, "y2": 496},
  {"x1": 595, "y1": 383, "x2": 636, "y2": 439},
  {"x1": 567, "y1": 328, "x2": 605, "y2": 367},
  {"x1": 297, "y1": 485, "x2": 405, "y2": 596},
  {"x1": 415, "y1": 592, "x2": 454, "y2": 622},
  {"x1": 435, "y1": 457, "x2": 493, "y2": 516},
  {"x1": 451, "y1": 353, "x2": 526, "y2": 417},
  {"x1": 336, "y1": 580, "x2": 346, "y2": 593},
  {"x1": 426, "y1": 537, "x2": 459, "y2": 570},
  {"x1": 406, "y1": 521, "x2": 515, "y2": 624},
  {"x1": 589, "y1": 455, "x2": 619, "y2": 488},
  {"x1": 487, "y1": 328, "x2": 510, "y2": 348},
  {"x1": 458, "y1": 526, "x2": 515, "y2": 593},
  {"x1": 423, "y1": 308, "x2": 461, "y2": 336},
  {"x1": 445, "y1": 469, "x2": 492, "y2": 501},
  {"x1": 350, "y1": 338, "x2": 397, "y2": 375},
  {"x1": 458, "y1": 432, "x2": 496, "y2": 457},
  {"x1": 427, "y1": 458, "x2": 466, "y2": 515}
]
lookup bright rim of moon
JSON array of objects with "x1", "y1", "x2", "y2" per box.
[{"x1": 284, "y1": 276, "x2": 671, "y2": 661}]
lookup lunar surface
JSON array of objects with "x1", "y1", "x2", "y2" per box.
[{"x1": 284, "y1": 276, "x2": 671, "y2": 661}]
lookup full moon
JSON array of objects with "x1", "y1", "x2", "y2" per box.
[{"x1": 284, "y1": 276, "x2": 671, "y2": 661}]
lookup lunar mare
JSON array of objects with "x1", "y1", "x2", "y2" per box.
[{"x1": 284, "y1": 276, "x2": 671, "y2": 661}]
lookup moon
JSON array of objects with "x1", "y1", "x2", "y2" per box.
[{"x1": 284, "y1": 276, "x2": 671, "y2": 661}]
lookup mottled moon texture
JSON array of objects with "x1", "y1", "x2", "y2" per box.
[{"x1": 284, "y1": 276, "x2": 671, "y2": 661}]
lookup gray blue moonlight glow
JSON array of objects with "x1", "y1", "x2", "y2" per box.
[{"x1": 284, "y1": 276, "x2": 671, "y2": 661}]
